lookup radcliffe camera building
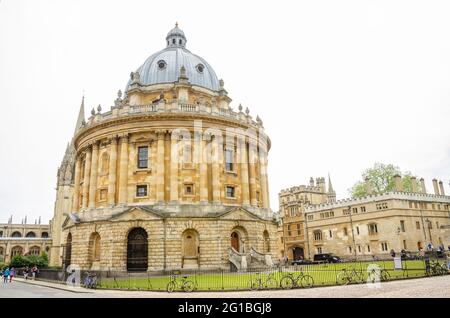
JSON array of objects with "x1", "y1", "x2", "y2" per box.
[
  {"x1": 279, "y1": 176, "x2": 450, "y2": 261},
  {"x1": 50, "y1": 24, "x2": 278, "y2": 271}
]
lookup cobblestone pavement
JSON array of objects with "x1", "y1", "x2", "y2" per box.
[{"x1": 2, "y1": 275, "x2": 449, "y2": 298}]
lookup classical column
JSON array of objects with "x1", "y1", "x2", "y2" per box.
[
  {"x1": 107, "y1": 136, "x2": 118, "y2": 205},
  {"x1": 211, "y1": 135, "x2": 221, "y2": 203},
  {"x1": 81, "y1": 146, "x2": 92, "y2": 209},
  {"x1": 156, "y1": 130, "x2": 165, "y2": 202},
  {"x1": 88, "y1": 141, "x2": 99, "y2": 208},
  {"x1": 199, "y1": 132, "x2": 209, "y2": 202},
  {"x1": 239, "y1": 137, "x2": 250, "y2": 205},
  {"x1": 259, "y1": 148, "x2": 269, "y2": 209},
  {"x1": 248, "y1": 142, "x2": 258, "y2": 206},
  {"x1": 72, "y1": 156, "x2": 82, "y2": 212},
  {"x1": 170, "y1": 131, "x2": 179, "y2": 202},
  {"x1": 118, "y1": 134, "x2": 129, "y2": 205}
]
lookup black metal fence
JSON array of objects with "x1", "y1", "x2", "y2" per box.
[{"x1": 22, "y1": 258, "x2": 449, "y2": 292}]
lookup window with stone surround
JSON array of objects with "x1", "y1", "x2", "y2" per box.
[
  {"x1": 381, "y1": 242, "x2": 388, "y2": 252},
  {"x1": 317, "y1": 247, "x2": 322, "y2": 254},
  {"x1": 368, "y1": 223, "x2": 378, "y2": 235},
  {"x1": 99, "y1": 189, "x2": 107, "y2": 201},
  {"x1": 296, "y1": 224, "x2": 302, "y2": 236},
  {"x1": 313, "y1": 230, "x2": 322, "y2": 241},
  {"x1": 226, "y1": 185, "x2": 236, "y2": 199},
  {"x1": 225, "y1": 149, "x2": 234, "y2": 172},
  {"x1": 136, "y1": 185, "x2": 148, "y2": 197},
  {"x1": 137, "y1": 146, "x2": 149, "y2": 169},
  {"x1": 343, "y1": 227, "x2": 348, "y2": 236},
  {"x1": 184, "y1": 183, "x2": 194, "y2": 196},
  {"x1": 416, "y1": 221, "x2": 421, "y2": 230},
  {"x1": 400, "y1": 220, "x2": 405, "y2": 232},
  {"x1": 361, "y1": 206, "x2": 366, "y2": 213}
]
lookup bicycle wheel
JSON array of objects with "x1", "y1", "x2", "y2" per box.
[
  {"x1": 280, "y1": 276, "x2": 294, "y2": 289},
  {"x1": 380, "y1": 270, "x2": 390, "y2": 282},
  {"x1": 300, "y1": 275, "x2": 314, "y2": 288},
  {"x1": 441, "y1": 264, "x2": 449, "y2": 275},
  {"x1": 264, "y1": 278, "x2": 278, "y2": 289},
  {"x1": 183, "y1": 280, "x2": 195, "y2": 292},
  {"x1": 336, "y1": 272, "x2": 349, "y2": 285},
  {"x1": 166, "y1": 281, "x2": 176, "y2": 293}
]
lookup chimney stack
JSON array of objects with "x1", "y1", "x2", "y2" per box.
[
  {"x1": 432, "y1": 179, "x2": 440, "y2": 195},
  {"x1": 411, "y1": 176, "x2": 417, "y2": 193},
  {"x1": 394, "y1": 174, "x2": 403, "y2": 192},
  {"x1": 420, "y1": 178, "x2": 427, "y2": 194},
  {"x1": 364, "y1": 176, "x2": 373, "y2": 195},
  {"x1": 439, "y1": 180, "x2": 445, "y2": 196}
]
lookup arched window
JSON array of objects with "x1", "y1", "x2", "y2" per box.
[
  {"x1": 11, "y1": 246, "x2": 23, "y2": 257},
  {"x1": 89, "y1": 232, "x2": 101, "y2": 264},
  {"x1": 26, "y1": 232, "x2": 36, "y2": 238},
  {"x1": 41, "y1": 232, "x2": 49, "y2": 238},
  {"x1": 172, "y1": 39, "x2": 176, "y2": 44},
  {"x1": 368, "y1": 223, "x2": 378, "y2": 235},
  {"x1": 11, "y1": 231, "x2": 22, "y2": 238},
  {"x1": 29, "y1": 246, "x2": 40, "y2": 255},
  {"x1": 313, "y1": 230, "x2": 322, "y2": 241}
]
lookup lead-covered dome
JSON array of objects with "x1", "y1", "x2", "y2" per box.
[{"x1": 126, "y1": 23, "x2": 220, "y2": 92}]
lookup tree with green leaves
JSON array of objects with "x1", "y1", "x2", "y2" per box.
[{"x1": 349, "y1": 163, "x2": 421, "y2": 198}]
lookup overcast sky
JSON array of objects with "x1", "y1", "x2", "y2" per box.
[{"x1": 1, "y1": 0, "x2": 449, "y2": 224}]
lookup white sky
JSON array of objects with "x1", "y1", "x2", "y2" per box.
[{"x1": 0, "y1": 0, "x2": 449, "y2": 224}]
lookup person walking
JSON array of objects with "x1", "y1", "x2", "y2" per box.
[
  {"x1": 23, "y1": 267, "x2": 29, "y2": 280},
  {"x1": 31, "y1": 265, "x2": 38, "y2": 280},
  {"x1": 9, "y1": 267, "x2": 15, "y2": 283},
  {"x1": 3, "y1": 267, "x2": 10, "y2": 283}
]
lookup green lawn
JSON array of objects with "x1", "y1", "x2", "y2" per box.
[{"x1": 97, "y1": 260, "x2": 448, "y2": 292}]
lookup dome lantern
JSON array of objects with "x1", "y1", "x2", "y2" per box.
[{"x1": 166, "y1": 22, "x2": 187, "y2": 48}]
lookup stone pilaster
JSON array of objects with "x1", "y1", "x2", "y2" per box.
[
  {"x1": 259, "y1": 148, "x2": 269, "y2": 209},
  {"x1": 108, "y1": 136, "x2": 118, "y2": 205},
  {"x1": 156, "y1": 130, "x2": 165, "y2": 202},
  {"x1": 239, "y1": 137, "x2": 250, "y2": 205},
  {"x1": 211, "y1": 135, "x2": 220, "y2": 203},
  {"x1": 199, "y1": 132, "x2": 209, "y2": 202},
  {"x1": 118, "y1": 134, "x2": 129, "y2": 204},
  {"x1": 72, "y1": 156, "x2": 81, "y2": 212},
  {"x1": 88, "y1": 141, "x2": 99, "y2": 208},
  {"x1": 170, "y1": 131, "x2": 179, "y2": 202},
  {"x1": 81, "y1": 146, "x2": 92, "y2": 209},
  {"x1": 248, "y1": 142, "x2": 258, "y2": 206}
]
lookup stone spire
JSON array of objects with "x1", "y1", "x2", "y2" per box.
[
  {"x1": 327, "y1": 173, "x2": 336, "y2": 203},
  {"x1": 74, "y1": 95, "x2": 86, "y2": 134}
]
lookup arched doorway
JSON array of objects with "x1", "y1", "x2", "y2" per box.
[
  {"x1": 231, "y1": 232, "x2": 240, "y2": 252},
  {"x1": 127, "y1": 228, "x2": 148, "y2": 272},
  {"x1": 293, "y1": 246, "x2": 304, "y2": 260},
  {"x1": 63, "y1": 233, "x2": 72, "y2": 268},
  {"x1": 182, "y1": 229, "x2": 199, "y2": 268}
]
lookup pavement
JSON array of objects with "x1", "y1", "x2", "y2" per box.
[{"x1": 0, "y1": 275, "x2": 449, "y2": 298}]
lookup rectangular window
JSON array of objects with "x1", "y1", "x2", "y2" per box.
[
  {"x1": 403, "y1": 240, "x2": 407, "y2": 250},
  {"x1": 328, "y1": 230, "x2": 333, "y2": 238},
  {"x1": 381, "y1": 242, "x2": 388, "y2": 252},
  {"x1": 416, "y1": 221, "x2": 420, "y2": 230},
  {"x1": 356, "y1": 226, "x2": 360, "y2": 235},
  {"x1": 307, "y1": 215, "x2": 314, "y2": 221},
  {"x1": 357, "y1": 245, "x2": 362, "y2": 253},
  {"x1": 226, "y1": 186, "x2": 235, "y2": 198},
  {"x1": 352, "y1": 207, "x2": 358, "y2": 214},
  {"x1": 343, "y1": 227, "x2": 348, "y2": 236},
  {"x1": 136, "y1": 185, "x2": 148, "y2": 197},
  {"x1": 137, "y1": 146, "x2": 148, "y2": 169},
  {"x1": 436, "y1": 221, "x2": 439, "y2": 229},
  {"x1": 225, "y1": 149, "x2": 234, "y2": 172},
  {"x1": 296, "y1": 224, "x2": 302, "y2": 236},
  {"x1": 314, "y1": 231, "x2": 322, "y2": 241},
  {"x1": 400, "y1": 220, "x2": 405, "y2": 232},
  {"x1": 317, "y1": 247, "x2": 322, "y2": 254},
  {"x1": 361, "y1": 206, "x2": 366, "y2": 213},
  {"x1": 99, "y1": 189, "x2": 107, "y2": 201},
  {"x1": 367, "y1": 245, "x2": 371, "y2": 253},
  {"x1": 348, "y1": 246, "x2": 352, "y2": 254},
  {"x1": 184, "y1": 184, "x2": 194, "y2": 195}
]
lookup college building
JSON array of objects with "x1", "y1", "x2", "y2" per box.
[{"x1": 279, "y1": 175, "x2": 450, "y2": 261}]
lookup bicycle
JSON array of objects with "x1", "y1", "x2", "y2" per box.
[
  {"x1": 426, "y1": 260, "x2": 447, "y2": 276},
  {"x1": 280, "y1": 271, "x2": 314, "y2": 289},
  {"x1": 247, "y1": 272, "x2": 278, "y2": 290},
  {"x1": 336, "y1": 268, "x2": 365, "y2": 285},
  {"x1": 166, "y1": 275, "x2": 196, "y2": 293},
  {"x1": 366, "y1": 268, "x2": 390, "y2": 283},
  {"x1": 83, "y1": 272, "x2": 98, "y2": 289}
]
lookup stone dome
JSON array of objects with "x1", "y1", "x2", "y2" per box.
[{"x1": 126, "y1": 24, "x2": 220, "y2": 92}]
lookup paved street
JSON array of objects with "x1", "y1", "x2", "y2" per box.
[{"x1": 0, "y1": 275, "x2": 449, "y2": 298}]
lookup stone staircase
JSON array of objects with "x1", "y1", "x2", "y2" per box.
[{"x1": 228, "y1": 247, "x2": 273, "y2": 271}]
